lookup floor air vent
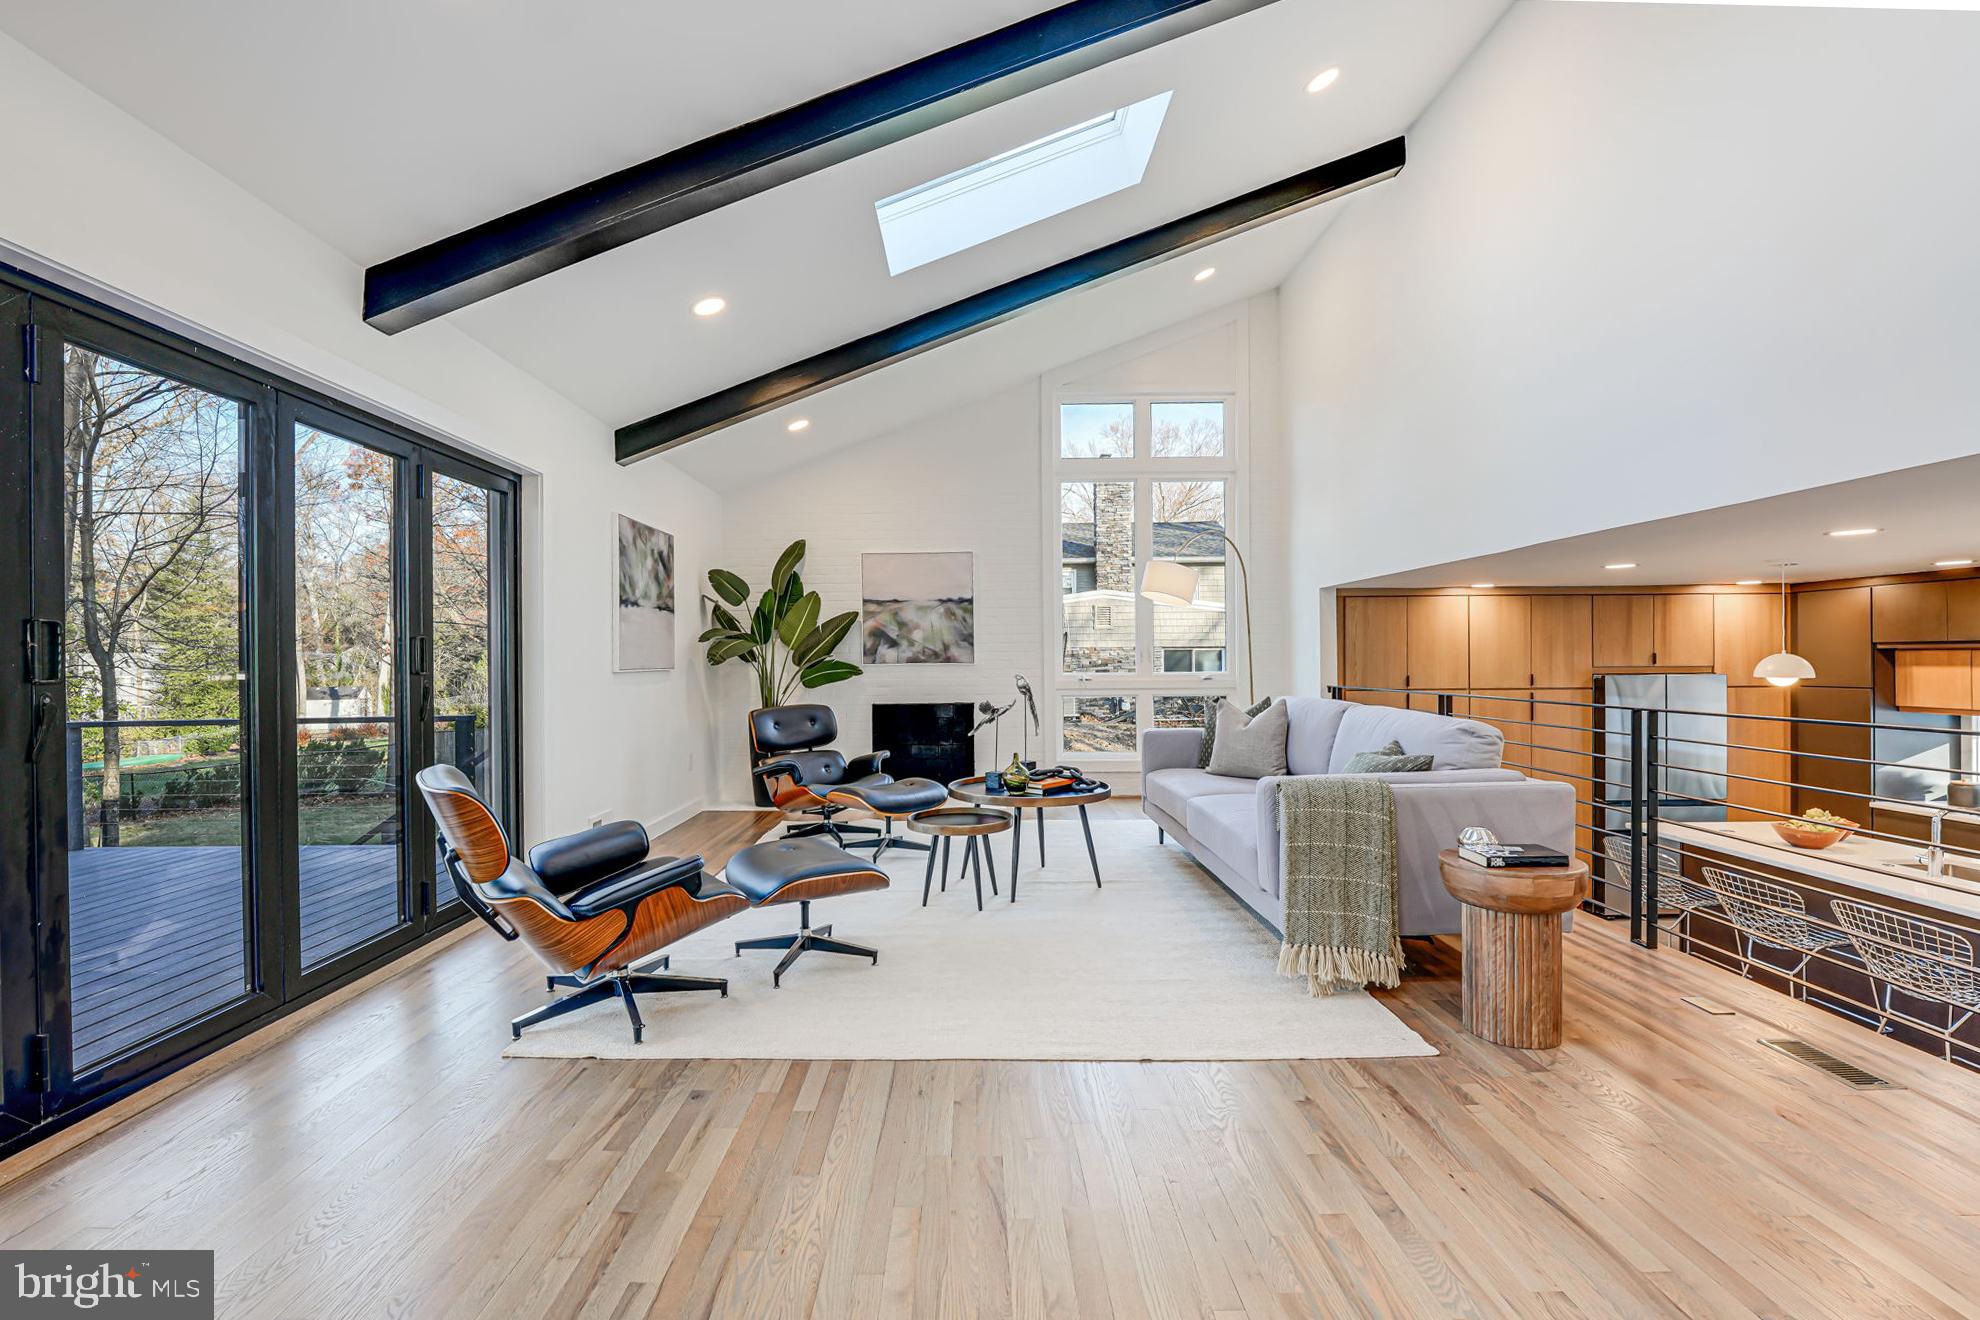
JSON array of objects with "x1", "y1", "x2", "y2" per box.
[{"x1": 1760, "y1": 1038, "x2": 1901, "y2": 1090}]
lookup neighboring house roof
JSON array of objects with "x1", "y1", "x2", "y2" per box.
[{"x1": 1061, "y1": 520, "x2": 1225, "y2": 560}]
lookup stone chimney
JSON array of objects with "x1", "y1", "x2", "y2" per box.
[{"x1": 1093, "y1": 483, "x2": 1133, "y2": 593}]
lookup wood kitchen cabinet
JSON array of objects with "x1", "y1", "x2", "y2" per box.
[
  {"x1": 1406, "y1": 595, "x2": 1469, "y2": 695},
  {"x1": 1341, "y1": 596, "x2": 1407, "y2": 707},
  {"x1": 1793, "y1": 587, "x2": 1872, "y2": 688},
  {"x1": 1592, "y1": 595, "x2": 1656, "y2": 668},
  {"x1": 1527, "y1": 688, "x2": 1595, "y2": 863},
  {"x1": 1725, "y1": 685, "x2": 1793, "y2": 822},
  {"x1": 1714, "y1": 592, "x2": 1784, "y2": 688},
  {"x1": 1468, "y1": 595, "x2": 1532, "y2": 689},
  {"x1": 1654, "y1": 594, "x2": 1715, "y2": 667},
  {"x1": 1529, "y1": 595, "x2": 1592, "y2": 687},
  {"x1": 1894, "y1": 649, "x2": 1975, "y2": 712},
  {"x1": 1873, "y1": 582, "x2": 1949, "y2": 643},
  {"x1": 1951, "y1": 580, "x2": 1980, "y2": 641}
]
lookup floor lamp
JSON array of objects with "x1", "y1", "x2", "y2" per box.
[{"x1": 1137, "y1": 531, "x2": 1254, "y2": 704}]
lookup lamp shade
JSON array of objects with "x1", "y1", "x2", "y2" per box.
[
  {"x1": 1139, "y1": 558, "x2": 1200, "y2": 608},
  {"x1": 1753, "y1": 650, "x2": 1816, "y2": 687}
]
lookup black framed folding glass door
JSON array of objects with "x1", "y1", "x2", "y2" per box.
[{"x1": 21, "y1": 300, "x2": 283, "y2": 1108}]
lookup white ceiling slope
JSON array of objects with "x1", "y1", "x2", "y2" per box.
[
  {"x1": 1350, "y1": 454, "x2": 1980, "y2": 590},
  {"x1": 0, "y1": 0, "x2": 1508, "y2": 455}
]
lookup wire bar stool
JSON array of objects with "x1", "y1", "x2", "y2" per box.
[
  {"x1": 1604, "y1": 835, "x2": 1718, "y2": 953},
  {"x1": 1698, "y1": 865, "x2": 1873, "y2": 1023},
  {"x1": 1832, "y1": 899, "x2": 1980, "y2": 1068}
]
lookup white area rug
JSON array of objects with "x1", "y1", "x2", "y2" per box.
[{"x1": 502, "y1": 818, "x2": 1436, "y2": 1062}]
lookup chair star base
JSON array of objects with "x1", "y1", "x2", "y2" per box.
[
  {"x1": 513, "y1": 967, "x2": 729, "y2": 1045},
  {"x1": 735, "y1": 902, "x2": 880, "y2": 988}
]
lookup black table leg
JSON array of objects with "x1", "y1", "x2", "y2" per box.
[
  {"x1": 1078, "y1": 803, "x2": 1102, "y2": 887},
  {"x1": 941, "y1": 836, "x2": 951, "y2": 892},
  {"x1": 968, "y1": 838, "x2": 983, "y2": 911},
  {"x1": 984, "y1": 833, "x2": 998, "y2": 896},
  {"x1": 1036, "y1": 807, "x2": 1046, "y2": 865},
  {"x1": 1010, "y1": 811, "x2": 1022, "y2": 903},
  {"x1": 921, "y1": 837, "x2": 938, "y2": 906}
]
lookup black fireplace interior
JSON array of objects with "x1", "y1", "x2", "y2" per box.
[{"x1": 871, "y1": 702, "x2": 974, "y2": 785}]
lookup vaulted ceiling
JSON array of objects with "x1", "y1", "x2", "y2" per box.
[{"x1": 0, "y1": 0, "x2": 1510, "y2": 480}]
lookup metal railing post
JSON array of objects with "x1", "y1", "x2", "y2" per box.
[
  {"x1": 1640, "y1": 708, "x2": 1660, "y2": 951},
  {"x1": 66, "y1": 724, "x2": 86, "y2": 851},
  {"x1": 1628, "y1": 706, "x2": 1648, "y2": 945}
]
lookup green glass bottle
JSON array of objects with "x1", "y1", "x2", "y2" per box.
[{"x1": 1002, "y1": 754, "x2": 1030, "y2": 794}]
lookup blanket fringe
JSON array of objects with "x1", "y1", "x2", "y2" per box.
[{"x1": 1278, "y1": 940, "x2": 1403, "y2": 996}]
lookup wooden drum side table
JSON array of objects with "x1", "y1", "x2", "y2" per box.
[{"x1": 1437, "y1": 849, "x2": 1591, "y2": 1049}]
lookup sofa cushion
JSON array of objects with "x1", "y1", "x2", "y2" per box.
[
  {"x1": 1207, "y1": 699, "x2": 1289, "y2": 778},
  {"x1": 1197, "y1": 695, "x2": 1274, "y2": 769},
  {"x1": 1284, "y1": 696, "x2": 1353, "y2": 775},
  {"x1": 1143, "y1": 767, "x2": 1254, "y2": 823},
  {"x1": 1342, "y1": 740, "x2": 1435, "y2": 774},
  {"x1": 1327, "y1": 704, "x2": 1503, "y2": 773},
  {"x1": 1184, "y1": 793, "x2": 1259, "y2": 886}
]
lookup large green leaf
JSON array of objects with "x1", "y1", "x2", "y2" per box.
[
  {"x1": 770, "y1": 540, "x2": 805, "y2": 597},
  {"x1": 750, "y1": 593, "x2": 776, "y2": 644},
  {"x1": 793, "y1": 611, "x2": 857, "y2": 666},
  {"x1": 710, "y1": 603, "x2": 745, "y2": 634},
  {"x1": 797, "y1": 658, "x2": 862, "y2": 688},
  {"x1": 707, "y1": 636, "x2": 758, "y2": 664},
  {"x1": 707, "y1": 569, "x2": 750, "y2": 607},
  {"x1": 697, "y1": 625, "x2": 749, "y2": 644},
  {"x1": 777, "y1": 591, "x2": 820, "y2": 649}
]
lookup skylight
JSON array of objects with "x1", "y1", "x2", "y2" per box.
[{"x1": 875, "y1": 91, "x2": 1173, "y2": 276}]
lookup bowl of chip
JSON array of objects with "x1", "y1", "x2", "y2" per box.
[{"x1": 1771, "y1": 809, "x2": 1857, "y2": 849}]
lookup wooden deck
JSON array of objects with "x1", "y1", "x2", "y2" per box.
[{"x1": 69, "y1": 843, "x2": 403, "y2": 1069}]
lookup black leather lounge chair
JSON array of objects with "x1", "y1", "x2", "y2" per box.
[
  {"x1": 417, "y1": 764, "x2": 744, "y2": 1044},
  {"x1": 748, "y1": 704, "x2": 949, "y2": 863}
]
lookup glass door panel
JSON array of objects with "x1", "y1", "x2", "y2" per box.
[
  {"x1": 60, "y1": 345, "x2": 253, "y2": 1073},
  {"x1": 428, "y1": 472, "x2": 496, "y2": 909},
  {"x1": 1060, "y1": 481, "x2": 1136, "y2": 674},
  {"x1": 292, "y1": 423, "x2": 407, "y2": 966},
  {"x1": 1151, "y1": 479, "x2": 1227, "y2": 676}
]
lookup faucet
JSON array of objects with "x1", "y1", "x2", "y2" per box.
[{"x1": 1917, "y1": 807, "x2": 1949, "y2": 880}]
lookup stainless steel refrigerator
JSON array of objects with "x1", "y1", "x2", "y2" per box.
[{"x1": 1597, "y1": 673, "x2": 1729, "y2": 910}]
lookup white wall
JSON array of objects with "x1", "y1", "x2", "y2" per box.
[
  {"x1": 1280, "y1": 1, "x2": 1980, "y2": 691},
  {"x1": 712, "y1": 298, "x2": 1288, "y2": 802},
  {"x1": 0, "y1": 31, "x2": 725, "y2": 844}
]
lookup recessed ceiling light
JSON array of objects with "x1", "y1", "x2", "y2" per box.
[
  {"x1": 692, "y1": 296, "x2": 727, "y2": 317},
  {"x1": 1604, "y1": 562, "x2": 1636, "y2": 570},
  {"x1": 1826, "y1": 527, "x2": 1880, "y2": 537},
  {"x1": 786, "y1": 418, "x2": 811, "y2": 434},
  {"x1": 1305, "y1": 66, "x2": 1341, "y2": 94},
  {"x1": 1937, "y1": 558, "x2": 1974, "y2": 567},
  {"x1": 1193, "y1": 266, "x2": 1217, "y2": 282},
  {"x1": 1735, "y1": 579, "x2": 1764, "y2": 586},
  {"x1": 1470, "y1": 582, "x2": 1495, "y2": 589}
]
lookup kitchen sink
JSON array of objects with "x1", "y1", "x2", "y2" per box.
[{"x1": 1880, "y1": 856, "x2": 1980, "y2": 886}]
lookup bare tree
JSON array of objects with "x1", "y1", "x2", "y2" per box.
[{"x1": 65, "y1": 349, "x2": 239, "y2": 844}]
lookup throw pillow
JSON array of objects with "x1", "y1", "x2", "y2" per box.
[
  {"x1": 1197, "y1": 695, "x2": 1274, "y2": 769},
  {"x1": 1342, "y1": 738, "x2": 1434, "y2": 773},
  {"x1": 1206, "y1": 699, "x2": 1290, "y2": 778}
]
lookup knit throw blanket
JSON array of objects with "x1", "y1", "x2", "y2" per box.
[{"x1": 1275, "y1": 776, "x2": 1405, "y2": 995}]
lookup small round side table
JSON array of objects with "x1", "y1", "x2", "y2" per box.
[
  {"x1": 1437, "y1": 849, "x2": 1590, "y2": 1049},
  {"x1": 907, "y1": 807, "x2": 1013, "y2": 912}
]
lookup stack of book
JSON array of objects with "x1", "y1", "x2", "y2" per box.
[{"x1": 1457, "y1": 842, "x2": 1570, "y2": 869}]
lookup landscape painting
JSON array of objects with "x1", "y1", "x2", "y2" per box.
[
  {"x1": 862, "y1": 551, "x2": 974, "y2": 665},
  {"x1": 615, "y1": 514, "x2": 675, "y2": 671}
]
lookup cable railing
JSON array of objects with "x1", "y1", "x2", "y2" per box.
[{"x1": 1329, "y1": 683, "x2": 1980, "y2": 1069}]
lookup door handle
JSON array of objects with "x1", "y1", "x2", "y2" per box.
[
  {"x1": 25, "y1": 693, "x2": 51, "y2": 764},
  {"x1": 23, "y1": 618, "x2": 62, "y2": 684}
]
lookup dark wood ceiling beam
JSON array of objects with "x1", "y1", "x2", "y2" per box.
[
  {"x1": 363, "y1": 0, "x2": 1286, "y2": 333},
  {"x1": 615, "y1": 136, "x2": 1403, "y2": 463}
]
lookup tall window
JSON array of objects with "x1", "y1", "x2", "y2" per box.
[{"x1": 1048, "y1": 393, "x2": 1239, "y2": 760}]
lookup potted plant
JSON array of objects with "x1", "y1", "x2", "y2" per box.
[{"x1": 700, "y1": 539, "x2": 862, "y2": 804}]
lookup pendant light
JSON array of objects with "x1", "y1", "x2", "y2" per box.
[{"x1": 1753, "y1": 561, "x2": 1815, "y2": 687}]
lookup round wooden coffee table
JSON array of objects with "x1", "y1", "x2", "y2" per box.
[
  {"x1": 947, "y1": 776, "x2": 1111, "y2": 901},
  {"x1": 1437, "y1": 849, "x2": 1590, "y2": 1049},
  {"x1": 906, "y1": 807, "x2": 1011, "y2": 911}
]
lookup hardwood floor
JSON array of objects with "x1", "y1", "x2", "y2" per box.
[{"x1": 3, "y1": 803, "x2": 1979, "y2": 1318}]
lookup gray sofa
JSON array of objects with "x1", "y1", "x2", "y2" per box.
[{"x1": 1140, "y1": 697, "x2": 1575, "y2": 937}]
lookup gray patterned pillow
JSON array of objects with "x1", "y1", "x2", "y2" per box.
[
  {"x1": 1342, "y1": 738, "x2": 1433, "y2": 774},
  {"x1": 1197, "y1": 695, "x2": 1274, "y2": 769},
  {"x1": 1205, "y1": 699, "x2": 1290, "y2": 779}
]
